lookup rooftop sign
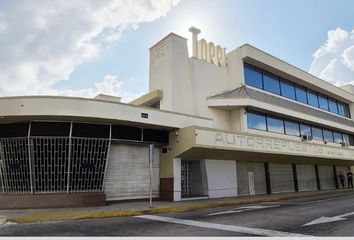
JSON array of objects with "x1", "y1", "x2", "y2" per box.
[{"x1": 189, "y1": 27, "x2": 226, "y2": 67}]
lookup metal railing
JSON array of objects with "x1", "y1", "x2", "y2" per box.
[{"x1": 0, "y1": 136, "x2": 110, "y2": 194}]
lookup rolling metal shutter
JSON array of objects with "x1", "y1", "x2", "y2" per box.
[
  {"x1": 269, "y1": 163, "x2": 294, "y2": 193},
  {"x1": 318, "y1": 165, "x2": 335, "y2": 190},
  {"x1": 296, "y1": 164, "x2": 317, "y2": 191},
  {"x1": 237, "y1": 162, "x2": 266, "y2": 196},
  {"x1": 104, "y1": 144, "x2": 160, "y2": 201}
]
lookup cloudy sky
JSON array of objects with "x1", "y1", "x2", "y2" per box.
[{"x1": 0, "y1": 0, "x2": 353, "y2": 102}]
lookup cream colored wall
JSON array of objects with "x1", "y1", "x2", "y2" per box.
[
  {"x1": 149, "y1": 33, "x2": 195, "y2": 115},
  {"x1": 189, "y1": 58, "x2": 231, "y2": 130},
  {"x1": 0, "y1": 96, "x2": 213, "y2": 129}
]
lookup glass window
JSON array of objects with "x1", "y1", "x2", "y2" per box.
[
  {"x1": 307, "y1": 90, "x2": 319, "y2": 108},
  {"x1": 328, "y1": 98, "x2": 338, "y2": 114},
  {"x1": 263, "y1": 72, "x2": 280, "y2": 94},
  {"x1": 280, "y1": 79, "x2": 296, "y2": 100},
  {"x1": 284, "y1": 120, "x2": 300, "y2": 136},
  {"x1": 244, "y1": 64, "x2": 263, "y2": 89},
  {"x1": 323, "y1": 129, "x2": 334, "y2": 142},
  {"x1": 299, "y1": 123, "x2": 312, "y2": 136},
  {"x1": 312, "y1": 127, "x2": 323, "y2": 141},
  {"x1": 295, "y1": 85, "x2": 307, "y2": 104},
  {"x1": 337, "y1": 102, "x2": 349, "y2": 117},
  {"x1": 267, "y1": 116, "x2": 284, "y2": 134},
  {"x1": 318, "y1": 94, "x2": 329, "y2": 111},
  {"x1": 344, "y1": 104, "x2": 350, "y2": 118},
  {"x1": 333, "y1": 132, "x2": 343, "y2": 143},
  {"x1": 342, "y1": 133, "x2": 352, "y2": 145},
  {"x1": 247, "y1": 112, "x2": 267, "y2": 131}
]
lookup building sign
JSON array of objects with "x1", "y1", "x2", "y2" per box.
[
  {"x1": 189, "y1": 27, "x2": 226, "y2": 67},
  {"x1": 195, "y1": 129, "x2": 354, "y2": 161}
]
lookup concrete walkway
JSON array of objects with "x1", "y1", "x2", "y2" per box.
[{"x1": 0, "y1": 189, "x2": 352, "y2": 224}]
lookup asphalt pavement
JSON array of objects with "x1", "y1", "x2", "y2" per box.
[{"x1": 1, "y1": 191, "x2": 354, "y2": 236}]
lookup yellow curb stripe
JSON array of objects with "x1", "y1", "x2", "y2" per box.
[{"x1": 9, "y1": 189, "x2": 352, "y2": 224}]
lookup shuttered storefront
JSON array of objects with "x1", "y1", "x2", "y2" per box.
[
  {"x1": 296, "y1": 164, "x2": 317, "y2": 191},
  {"x1": 269, "y1": 163, "x2": 294, "y2": 193},
  {"x1": 237, "y1": 162, "x2": 266, "y2": 196},
  {"x1": 104, "y1": 144, "x2": 160, "y2": 201},
  {"x1": 318, "y1": 165, "x2": 336, "y2": 190}
]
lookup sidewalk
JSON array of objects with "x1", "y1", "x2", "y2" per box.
[{"x1": 0, "y1": 189, "x2": 353, "y2": 225}]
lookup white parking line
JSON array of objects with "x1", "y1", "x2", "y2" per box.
[
  {"x1": 137, "y1": 215, "x2": 311, "y2": 237},
  {"x1": 207, "y1": 205, "x2": 280, "y2": 216}
]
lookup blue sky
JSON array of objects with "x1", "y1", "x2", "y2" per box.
[{"x1": 0, "y1": 0, "x2": 353, "y2": 101}]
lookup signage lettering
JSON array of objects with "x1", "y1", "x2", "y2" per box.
[
  {"x1": 189, "y1": 26, "x2": 226, "y2": 67},
  {"x1": 211, "y1": 131, "x2": 353, "y2": 160}
]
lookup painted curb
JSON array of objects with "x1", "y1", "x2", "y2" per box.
[{"x1": 9, "y1": 189, "x2": 353, "y2": 224}]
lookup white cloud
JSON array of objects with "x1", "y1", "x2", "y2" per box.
[
  {"x1": 309, "y1": 27, "x2": 354, "y2": 86},
  {"x1": 0, "y1": 0, "x2": 180, "y2": 95},
  {"x1": 39, "y1": 74, "x2": 142, "y2": 103}
]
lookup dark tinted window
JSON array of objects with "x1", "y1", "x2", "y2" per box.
[
  {"x1": 299, "y1": 123, "x2": 312, "y2": 136},
  {"x1": 111, "y1": 125, "x2": 142, "y2": 141},
  {"x1": 328, "y1": 98, "x2": 338, "y2": 114},
  {"x1": 318, "y1": 94, "x2": 329, "y2": 111},
  {"x1": 263, "y1": 72, "x2": 280, "y2": 94},
  {"x1": 267, "y1": 116, "x2": 284, "y2": 134},
  {"x1": 0, "y1": 122, "x2": 29, "y2": 137},
  {"x1": 312, "y1": 127, "x2": 323, "y2": 141},
  {"x1": 323, "y1": 129, "x2": 333, "y2": 142},
  {"x1": 143, "y1": 129, "x2": 169, "y2": 144},
  {"x1": 280, "y1": 80, "x2": 295, "y2": 100},
  {"x1": 295, "y1": 85, "x2": 307, "y2": 104},
  {"x1": 284, "y1": 120, "x2": 299, "y2": 136},
  {"x1": 30, "y1": 122, "x2": 71, "y2": 136},
  {"x1": 307, "y1": 90, "x2": 319, "y2": 107},
  {"x1": 333, "y1": 132, "x2": 343, "y2": 143},
  {"x1": 247, "y1": 112, "x2": 267, "y2": 131},
  {"x1": 244, "y1": 64, "x2": 263, "y2": 89},
  {"x1": 72, "y1": 123, "x2": 110, "y2": 138},
  {"x1": 344, "y1": 104, "x2": 350, "y2": 118}
]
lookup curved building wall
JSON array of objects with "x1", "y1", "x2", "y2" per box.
[{"x1": 0, "y1": 121, "x2": 168, "y2": 199}]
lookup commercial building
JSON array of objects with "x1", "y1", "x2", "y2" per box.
[{"x1": 0, "y1": 27, "x2": 353, "y2": 209}]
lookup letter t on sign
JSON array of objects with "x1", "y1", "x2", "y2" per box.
[{"x1": 189, "y1": 26, "x2": 201, "y2": 58}]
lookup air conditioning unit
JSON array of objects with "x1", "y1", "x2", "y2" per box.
[
  {"x1": 340, "y1": 142, "x2": 349, "y2": 147},
  {"x1": 301, "y1": 135, "x2": 313, "y2": 141}
]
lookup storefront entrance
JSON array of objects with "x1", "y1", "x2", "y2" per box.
[{"x1": 181, "y1": 160, "x2": 203, "y2": 198}]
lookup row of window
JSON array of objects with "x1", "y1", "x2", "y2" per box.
[
  {"x1": 244, "y1": 63, "x2": 350, "y2": 118},
  {"x1": 247, "y1": 111, "x2": 354, "y2": 145}
]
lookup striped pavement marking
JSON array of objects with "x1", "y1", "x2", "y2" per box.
[{"x1": 136, "y1": 215, "x2": 311, "y2": 237}]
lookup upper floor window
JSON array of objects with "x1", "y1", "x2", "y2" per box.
[
  {"x1": 284, "y1": 120, "x2": 300, "y2": 136},
  {"x1": 323, "y1": 129, "x2": 334, "y2": 142},
  {"x1": 307, "y1": 90, "x2": 319, "y2": 108},
  {"x1": 263, "y1": 72, "x2": 280, "y2": 94},
  {"x1": 243, "y1": 63, "x2": 351, "y2": 118},
  {"x1": 295, "y1": 85, "x2": 307, "y2": 104},
  {"x1": 280, "y1": 79, "x2": 296, "y2": 100},
  {"x1": 311, "y1": 127, "x2": 323, "y2": 141},
  {"x1": 299, "y1": 123, "x2": 312, "y2": 137},
  {"x1": 245, "y1": 65, "x2": 263, "y2": 89},
  {"x1": 267, "y1": 116, "x2": 284, "y2": 134},
  {"x1": 247, "y1": 112, "x2": 267, "y2": 131},
  {"x1": 328, "y1": 98, "x2": 338, "y2": 114},
  {"x1": 246, "y1": 110, "x2": 354, "y2": 146},
  {"x1": 318, "y1": 94, "x2": 329, "y2": 111}
]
